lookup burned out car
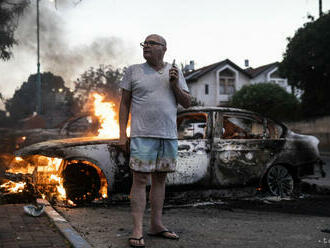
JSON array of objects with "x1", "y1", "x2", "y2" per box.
[{"x1": 14, "y1": 107, "x2": 325, "y2": 204}]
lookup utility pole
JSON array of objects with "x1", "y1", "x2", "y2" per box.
[
  {"x1": 36, "y1": 0, "x2": 42, "y2": 114},
  {"x1": 319, "y1": 0, "x2": 323, "y2": 17}
]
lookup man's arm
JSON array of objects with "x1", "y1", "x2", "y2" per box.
[
  {"x1": 171, "y1": 84, "x2": 191, "y2": 108},
  {"x1": 169, "y1": 67, "x2": 191, "y2": 108},
  {"x1": 119, "y1": 89, "x2": 131, "y2": 144}
]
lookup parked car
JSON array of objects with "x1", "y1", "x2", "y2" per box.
[
  {"x1": 15, "y1": 107, "x2": 325, "y2": 204},
  {"x1": 181, "y1": 122, "x2": 206, "y2": 139}
]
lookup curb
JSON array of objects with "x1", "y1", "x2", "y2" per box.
[
  {"x1": 320, "y1": 151, "x2": 330, "y2": 157},
  {"x1": 37, "y1": 199, "x2": 92, "y2": 248}
]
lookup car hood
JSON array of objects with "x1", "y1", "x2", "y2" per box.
[{"x1": 15, "y1": 136, "x2": 119, "y2": 157}]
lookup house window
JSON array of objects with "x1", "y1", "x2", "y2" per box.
[
  {"x1": 270, "y1": 69, "x2": 280, "y2": 78},
  {"x1": 219, "y1": 68, "x2": 235, "y2": 95},
  {"x1": 205, "y1": 84, "x2": 209, "y2": 95}
]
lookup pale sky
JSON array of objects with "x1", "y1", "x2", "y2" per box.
[{"x1": 1, "y1": 0, "x2": 329, "y2": 110}]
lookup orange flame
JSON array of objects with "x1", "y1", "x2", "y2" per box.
[
  {"x1": 92, "y1": 93, "x2": 130, "y2": 138},
  {"x1": 49, "y1": 174, "x2": 66, "y2": 199},
  {"x1": 0, "y1": 181, "x2": 26, "y2": 193}
]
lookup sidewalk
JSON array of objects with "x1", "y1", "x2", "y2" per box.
[{"x1": 0, "y1": 204, "x2": 70, "y2": 248}]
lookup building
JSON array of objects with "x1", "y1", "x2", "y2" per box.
[{"x1": 184, "y1": 59, "x2": 290, "y2": 106}]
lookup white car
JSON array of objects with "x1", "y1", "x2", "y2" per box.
[
  {"x1": 15, "y1": 107, "x2": 325, "y2": 204},
  {"x1": 182, "y1": 122, "x2": 206, "y2": 139}
]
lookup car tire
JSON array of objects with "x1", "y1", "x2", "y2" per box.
[
  {"x1": 63, "y1": 162, "x2": 101, "y2": 204},
  {"x1": 265, "y1": 165, "x2": 295, "y2": 197}
]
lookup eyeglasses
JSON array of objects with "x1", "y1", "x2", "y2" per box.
[{"x1": 140, "y1": 41, "x2": 165, "y2": 48}]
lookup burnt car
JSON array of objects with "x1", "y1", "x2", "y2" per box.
[{"x1": 14, "y1": 107, "x2": 325, "y2": 204}]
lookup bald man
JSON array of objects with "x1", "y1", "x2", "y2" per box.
[{"x1": 119, "y1": 34, "x2": 191, "y2": 247}]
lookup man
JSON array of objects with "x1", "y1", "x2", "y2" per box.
[{"x1": 119, "y1": 34, "x2": 191, "y2": 248}]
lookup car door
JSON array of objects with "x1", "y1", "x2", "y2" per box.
[
  {"x1": 211, "y1": 111, "x2": 283, "y2": 187},
  {"x1": 166, "y1": 112, "x2": 212, "y2": 187}
]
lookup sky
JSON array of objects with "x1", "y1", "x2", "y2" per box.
[{"x1": 1, "y1": 0, "x2": 329, "y2": 110}]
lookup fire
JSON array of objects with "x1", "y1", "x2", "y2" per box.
[
  {"x1": 0, "y1": 181, "x2": 26, "y2": 193},
  {"x1": 15, "y1": 156, "x2": 23, "y2": 162},
  {"x1": 92, "y1": 93, "x2": 130, "y2": 138},
  {"x1": 49, "y1": 174, "x2": 66, "y2": 199},
  {"x1": 5, "y1": 156, "x2": 65, "y2": 199},
  {"x1": 4, "y1": 154, "x2": 109, "y2": 204}
]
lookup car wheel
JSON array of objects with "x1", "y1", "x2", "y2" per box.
[
  {"x1": 63, "y1": 162, "x2": 101, "y2": 204},
  {"x1": 266, "y1": 165, "x2": 294, "y2": 197}
]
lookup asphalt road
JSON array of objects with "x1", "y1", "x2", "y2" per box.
[{"x1": 54, "y1": 155, "x2": 330, "y2": 248}]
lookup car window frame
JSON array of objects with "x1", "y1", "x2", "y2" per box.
[
  {"x1": 177, "y1": 111, "x2": 210, "y2": 140},
  {"x1": 218, "y1": 112, "x2": 266, "y2": 140}
]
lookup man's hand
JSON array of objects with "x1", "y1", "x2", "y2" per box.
[
  {"x1": 169, "y1": 66, "x2": 179, "y2": 87},
  {"x1": 118, "y1": 134, "x2": 128, "y2": 146},
  {"x1": 118, "y1": 134, "x2": 129, "y2": 152},
  {"x1": 168, "y1": 65, "x2": 191, "y2": 108}
]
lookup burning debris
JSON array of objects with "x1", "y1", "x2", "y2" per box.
[{"x1": 0, "y1": 94, "x2": 123, "y2": 205}]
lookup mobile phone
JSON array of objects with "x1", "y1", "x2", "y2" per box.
[{"x1": 172, "y1": 59, "x2": 176, "y2": 67}]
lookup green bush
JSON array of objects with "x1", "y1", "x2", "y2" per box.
[{"x1": 230, "y1": 83, "x2": 301, "y2": 121}]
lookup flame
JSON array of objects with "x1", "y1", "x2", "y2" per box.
[
  {"x1": 0, "y1": 181, "x2": 26, "y2": 193},
  {"x1": 92, "y1": 93, "x2": 130, "y2": 138},
  {"x1": 49, "y1": 174, "x2": 66, "y2": 199},
  {"x1": 15, "y1": 157, "x2": 23, "y2": 162},
  {"x1": 5, "y1": 155, "x2": 109, "y2": 204},
  {"x1": 67, "y1": 199, "x2": 76, "y2": 206}
]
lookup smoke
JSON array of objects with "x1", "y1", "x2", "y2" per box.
[{"x1": 1, "y1": 0, "x2": 132, "y2": 99}]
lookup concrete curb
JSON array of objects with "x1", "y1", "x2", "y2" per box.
[
  {"x1": 320, "y1": 151, "x2": 330, "y2": 157},
  {"x1": 37, "y1": 199, "x2": 92, "y2": 248}
]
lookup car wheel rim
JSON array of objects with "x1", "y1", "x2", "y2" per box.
[{"x1": 267, "y1": 165, "x2": 294, "y2": 197}]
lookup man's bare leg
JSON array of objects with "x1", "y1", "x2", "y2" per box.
[
  {"x1": 130, "y1": 171, "x2": 149, "y2": 246},
  {"x1": 149, "y1": 172, "x2": 178, "y2": 238}
]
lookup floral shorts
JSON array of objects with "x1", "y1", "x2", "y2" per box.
[{"x1": 129, "y1": 137, "x2": 178, "y2": 173}]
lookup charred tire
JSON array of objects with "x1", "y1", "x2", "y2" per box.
[
  {"x1": 63, "y1": 162, "x2": 100, "y2": 204},
  {"x1": 265, "y1": 165, "x2": 295, "y2": 197}
]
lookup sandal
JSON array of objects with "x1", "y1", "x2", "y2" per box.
[
  {"x1": 128, "y1": 236, "x2": 145, "y2": 248},
  {"x1": 148, "y1": 230, "x2": 179, "y2": 240}
]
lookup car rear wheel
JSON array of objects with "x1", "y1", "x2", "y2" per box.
[
  {"x1": 266, "y1": 165, "x2": 294, "y2": 197},
  {"x1": 62, "y1": 162, "x2": 100, "y2": 204}
]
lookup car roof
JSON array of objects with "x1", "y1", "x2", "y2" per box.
[{"x1": 178, "y1": 106, "x2": 259, "y2": 116}]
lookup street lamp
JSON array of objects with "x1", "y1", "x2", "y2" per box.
[{"x1": 36, "y1": 0, "x2": 41, "y2": 114}]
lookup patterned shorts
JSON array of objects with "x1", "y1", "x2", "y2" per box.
[{"x1": 129, "y1": 137, "x2": 178, "y2": 173}]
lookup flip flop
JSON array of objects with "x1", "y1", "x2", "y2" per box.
[
  {"x1": 128, "y1": 237, "x2": 145, "y2": 248},
  {"x1": 148, "y1": 230, "x2": 179, "y2": 240},
  {"x1": 321, "y1": 229, "x2": 330, "y2": 234}
]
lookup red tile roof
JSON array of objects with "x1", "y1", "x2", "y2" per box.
[
  {"x1": 184, "y1": 60, "x2": 279, "y2": 82},
  {"x1": 244, "y1": 62, "x2": 279, "y2": 78}
]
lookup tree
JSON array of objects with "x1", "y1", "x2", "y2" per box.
[
  {"x1": 0, "y1": 0, "x2": 29, "y2": 60},
  {"x1": 230, "y1": 83, "x2": 300, "y2": 121},
  {"x1": 73, "y1": 64, "x2": 123, "y2": 113},
  {"x1": 5, "y1": 72, "x2": 74, "y2": 123},
  {"x1": 279, "y1": 11, "x2": 330, "y2": 118}
]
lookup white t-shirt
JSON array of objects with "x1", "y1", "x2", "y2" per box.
[{"x1": 120, "y1": 62, "x2": 189, "y2": 139}]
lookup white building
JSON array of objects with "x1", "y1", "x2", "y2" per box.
[{"x1": 184, "y1": 59, "x2": 291, "y2": 106}]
